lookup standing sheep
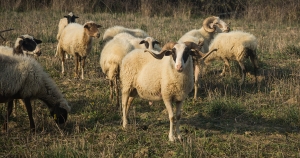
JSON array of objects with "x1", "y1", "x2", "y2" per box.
[
  {"x1": 205, "y1": 31, "x2": 259, "y2": 85},
  {"x1": 0, "y1": 54, "x2": 71, "y2": 131},
  {"x1": 102, "y1": 25, "x2": 149, "y2": 41},
  {"x1": 57, "y1": 21, "x2": 102, "y2": 79},
  {"x1": 100, "y1": 32, "x2": 160, "y2": 108},
  {"x1": 120, "y1": 42, "x2": 215, "y2": 141},
  {"x1": 55, "y1": 12, "x2": 79, "y2": 58},
  {"x1": 178, "y1": 16, "x2": 230, "y2": 100}
]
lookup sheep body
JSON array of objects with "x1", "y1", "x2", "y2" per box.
[
  {"x1": 120, "y1": 42, "x2": 203, "y2": 141},
  {"x1": 0, "y1": 54, "x2": 70, "y2": 130},
  {"x1": 100, "y1": 32, "x2": 160, "y2": 107},
  {"x1": 205, "y1": 31, "x2": 258, "y2": 85},
  {"x1": 57, "y1": 21, "x2": 101, "y2": 79},
  {"x1": 102, "y1": 25, "x2": 149, "y2": 41}
]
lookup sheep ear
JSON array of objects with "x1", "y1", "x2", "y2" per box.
[
  {"x1": 96, "y1": 24, "x2": 102, "y2": 28},
  {"x1": 75, "y1": 16, "x2": 79, "y2": 18},
  {"x1": 139, "y1": 40, "x2": 145, "y2": 44},
  {"x1": 64, "y1": 15, "x2": 69, "y2": 18},
  {"x1": 154, "y1": 41, "x2": 160, "y2": 45},
  {"x1": 164, "y1": 50, "x2": 173, "y2": 56},
  {"x1": 34, "y1": 38, "x2": 42, "y2": 44},
  {"x1": 189, "y1": 49, "x2": 199, "y2": 57}
]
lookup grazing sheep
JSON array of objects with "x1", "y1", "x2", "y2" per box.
[
  {"x1": 205, "y1": 31, "x2": 259, "y2": 85},
  {"x1": 0, "y1": 34, "x2": 42, "y2": 57},
  {"x1": 0, "y1": 54, "x2": 71, "y2": 131},
  {"x1": 57, "y1": 21, "x2": 102, "y2": 79},
  {"x1": 120, "y1": 42, "x2": 215, "y2": 141},
  {"x1": 102, "y1": 25, "x2": 149, "y2": 41},
  {"x1": 178, "y1": 16, "x2": 230, "y2": 100},
  {"x1": 55, "y1": 12, "x2": 79, "y2": 59},
  {"x1": 100, "y1": 32, "x2": 160, "y2": 108}
]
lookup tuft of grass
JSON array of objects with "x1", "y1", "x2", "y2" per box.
[{"x1": 204, "y1": 99, "x2": 245, "y2": 118}]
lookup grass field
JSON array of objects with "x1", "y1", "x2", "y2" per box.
[{"x1": 1, "y1": 10, "x2": 300, "y2": 157}]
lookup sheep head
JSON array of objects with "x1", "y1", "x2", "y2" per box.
[
  {"x1": 84, "y1": 21, "x2": 102, "y2": 38},
  {"x1": 50, "y1": 101, "x2": 71, "y2": 124},
  {"x1": 64, "y1": 12, "x2": 79, "y2": 23},
  {"x1": 145, "y1": 42, "x2": 200, "y2": 72},
  {"x1": 139, "y1": 37, "x2": 160, "y2": 50},
  {"x1": 217, "y1": 20, "x2": 230, "y2": 33},
  {"x1": 202, "y1": 16, "x2": 219, "y2": 33},
  {"x1": 13, "y1": 35, "x2": 42, "y2": 55}
]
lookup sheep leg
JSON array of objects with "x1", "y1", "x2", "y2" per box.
[
  {"x1": 109, "y1": 80, "x2": 114, "y2": 102},
  {"x1": 250, "y1": 55, "x2": 259, "y2": 85},
  {"x1": 175, "y1": 101, "x2": 183, "y2": 141},
  {"x1": 2, "y1": 100, "x2": 13, "y2": 131},
  {"x1": 114, "y1": 76, "x2": 120, "y2": 108},
  {"x1": 163, "y1": 99, "x2": 175, "y2": 141},
  {"x1": 193, "y1": 64, "x2": 201, "y2": 100},
  {"x1": 23, "y1": 98, "x2": 35, "y2": 131},
  {"x1": 238, "y1": 61, "x2": 246, "y2": 86},
  {"x1": 74, "y1": 54, "x2": 79, "y2": 79},
  {"x1": 220, "y1": 58, "x2": 231, "y2": 76},
  {"x1": 121, "y1": 89, "x2": 130, "y2": 128},
  {"x1": 81, "y1": 56, "x2": 86, "y2": 79}
]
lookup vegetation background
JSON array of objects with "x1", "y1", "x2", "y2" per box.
[{"x1": 1, "y1": 0, "x2": 300, "y2": 157}]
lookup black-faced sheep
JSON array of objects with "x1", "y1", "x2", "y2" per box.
[
  {"x1": 205, "y1": 31, "x2": 259, "y2": 85},
  {"x1": 100, "y1": 32, "x2": 160, "y2": 108},
  {"x1": 178, "y1": 16, "x2": 230, "y2": 100},
  {"x1": 102, "y1": 25, "x2": 149, "y2": 42},
  {"x1": 57, "y1": 21, "x2": 102, "y2": 79},
  {"x1": 120, "y1": 42, "x2": 215, "y2": 141},
  {"x1": 0, "y1": 34, "x2": 42, "y2": 57},
  {"x1": 0, "y1": 54, "x2": 71, "y2": 131}
]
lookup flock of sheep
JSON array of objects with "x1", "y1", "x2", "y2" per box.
[{"x1": 0, "y1": 12, "x2": 258, "y2": 142}]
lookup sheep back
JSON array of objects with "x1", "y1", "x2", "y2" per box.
[
  {"x1": 103, "y1": 26, "x2": 149, "y2": 41},
  {"x1": 208, "y1": 31, "x2": 257, "y2": 62}
]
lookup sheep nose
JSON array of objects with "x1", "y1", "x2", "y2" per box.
[{"x1": 175, "y1": 64, "x2": 183, "y2": 71}]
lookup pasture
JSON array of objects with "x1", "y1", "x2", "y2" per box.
[{"x1": 1, "y1": 10, "x2": 300, "y2": 157}]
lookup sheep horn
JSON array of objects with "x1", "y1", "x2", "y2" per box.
[
  {"x1": 144, "y1": 42, "x2": 177, "y2": 59},
  {"x1": 203, "y1": 16, "x2": 217, "y2": 33},
  {"x1": 184, "y1": 41, "x2": 206, "y2": 57},
  {"x1": 201, "y1": 48, "x2": 218, "y2": 60},
  {"x1": 144, "y1": 49, "x2": 165, "y2": 59}
]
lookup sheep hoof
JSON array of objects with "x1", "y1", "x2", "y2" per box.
[{"x1": 169, "y1": 135, "x2": 175, "y2": 142}]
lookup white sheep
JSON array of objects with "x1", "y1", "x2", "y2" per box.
[
  {"x1": 205, "y1": 31, "x2": 259, "y2": 85},
  {"x1": 0, "y1": 34, "x2": 42, "y2": 57},
  {"x1": 57, "y1": 21, "x2": 102, "y2": 79},
  {"x1": 0, "y1": 53, "x2": 71, "y2": 131},
  {"x1": 102, "y1": 25, "x2": 149, "y2": 41},
  {"x1": 55, "y1": 12, "x2": 79, "y2": 59},
  {"x1": 178, "y1": 16, "x2": 230, "y2": 100},
  {"x1": 120, "y1": 42, "x2": 215, "y2": 141},
  {"x1": 100, "y1": 32, "x2": 160, "y2": 108}
]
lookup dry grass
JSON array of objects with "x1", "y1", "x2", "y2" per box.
[{"x1": 1, "y1": 10, "x2": 300, "y2": 157}]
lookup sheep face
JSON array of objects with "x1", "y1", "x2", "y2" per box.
[
  {"x1": 139, "y1": 37, "x2": 160, "y2": 50},
  {"x1": 216, "y1": 20, "x2": 230, "y2": 33},
  {"x1": 64, "y1": 12, "x2": 79, "y2": 23},
  {"x1": 83, "y1": 21, "x2": 102, "y2": 38},
  {"x1": 19, "y1": 35, "x2": 42, "y2": 52},
  {"x1": 50, "y1": 104, "x2": 68, "y2": 124}
]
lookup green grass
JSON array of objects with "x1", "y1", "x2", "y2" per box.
[{"x1": 1, "y1": 10, "x2": 300, "y2": 157}]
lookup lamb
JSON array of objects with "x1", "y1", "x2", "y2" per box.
[
  {"x1": 57, "y1": 21, "x2": 102, "y2": 79},
  {"x1": 102, "y1": 25, "x2": 149, "y2": 41},
  {"x1": 0, "y1": 53, "x2": 71, "y2": 131},
  {"x1": 55, "y1": 12, "x2": 79, "y2": 59},
  {"x1": 100, "y1": 32, "x2": 160, "y2": 108},
  {"x1": 178, "y1": 16, "x2": 230, "y2": 100},
  {"x1": 120, "y1": 42, "x2": 216, "y2": 141},
  {"x1": 204, "y1": 31, "x2": 259, "y2": 86}
]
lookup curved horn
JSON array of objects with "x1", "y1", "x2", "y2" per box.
[
  {"x1": 184, "y1": 41, "x2": 206, "y2": 57},
  {"x1": 202, "y1": 16, "x2": 217, "y2": 33},
  {"x1": 201, "y1": 48, "x2": 218, "y2": 60},
  {"x1": 144, "y1": 42, "x2": 177, "y2": 59}
]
